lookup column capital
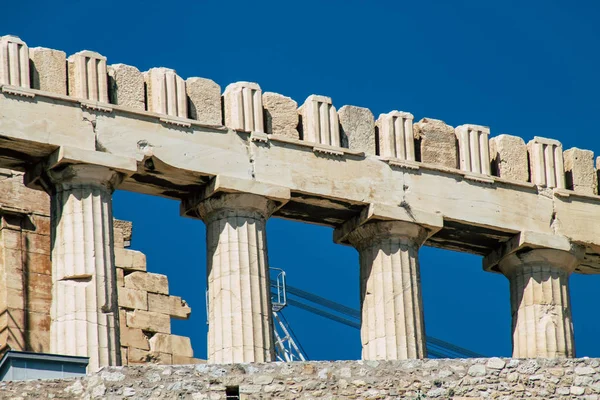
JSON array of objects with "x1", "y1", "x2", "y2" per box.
[
  {"x1": 483, "y1": 231, "x2": 584, "y2": 275},
  {"x1": 180, "y1": 175, "x2": 290, "y2": 221},
  {"x1": 334, "y1": 203, "x2": 443, "y2": 248},
  {"x1": 24, "y1": 146, "x2": 137, "y2": 193}
]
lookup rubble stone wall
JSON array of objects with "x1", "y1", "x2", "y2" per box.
[{"x1": 1, "y1": 358, "x2": 600, "y2": 399}]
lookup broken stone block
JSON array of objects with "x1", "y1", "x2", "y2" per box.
[
  {"x1": 489, "y1": 134, "x2": 528, "y2": 182},
  {"x1": 338, "y1": 105, "x2": 375, "y2": 154},
  {"x1": 148, "y1": 293, "x2": 191, "y2": 319},
  {"x1": 413, "y1": 118, "x2": 457, "y2": 168},
  {"x1": 186, "y1": 77, "x2": 221, "y2": 125},
  {"x1": 117, "y1": 286, "x2": 148, "y2": 310},
  {"x1": 124, "y1": 271, "x2": 168, "y2": 294},
  {"x1": 120, "y1": 326, "x2": 150, "y2": 350},
  {"x1": 29, "y1": 47, "x2": 66, "y2": 94},
  {"x1": 107, "y1": 64, "x2": 145, "y2": 110},
  {"x1": 115, "y1": 249, "x2": 146, "y2": 272},
  {"x1": 144, "y1": 67, "x2": 187, "y2": 117},
  {"x1": 376, "y1": 111, "x2": 415, "y2": 160},
  {"x1": 223, "y1": 81, "x2": 264, "y2": 132},
  {"x1": 0, "y1": 35, "x2": 30, "y2": 88},
  {"x1": 455, "y1": 124, "x2": 491, "y2": 175},
  {"x1": 149, "y1": 334, "x2": 193, "y2": 357},
  {"x1": 113, "y1": 219, "x2": 132, "y2": 247},
  {"x1": 299, "y1": 95, "x2": 340, "y2": 147},
  {"x1": 527, "y1": 137, "x2": 565, "y2": 189},
  {"x1": 564, "y1": 148, "x2": 596, "y2": 195},
  {"x1": 171, "y1": 335, "x2": 194, "y2": 357},
  {"x1": 263, "y1": 92, "x2": 299, "y2": 139},
  {"x1": 149, "y1": 333, "x2": 172, "y2": 353},
  {"x1": 126, "y1": 310, "x2": 171, "y2": 334},
  {"x1": 67, "y1": 50, "x2": 109, "y2": 102},
  {"x1": 127, "y1": 347, "x2": 150, "y2": 364}
]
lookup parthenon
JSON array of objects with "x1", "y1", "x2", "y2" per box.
[{"x1": 1, "y1": 33, "x2": 599, "y2": 371}]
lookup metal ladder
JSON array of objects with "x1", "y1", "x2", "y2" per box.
[{"x1": 270, "y1": 268, "x2": 307, "y2": 362}]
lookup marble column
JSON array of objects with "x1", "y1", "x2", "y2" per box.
[
  {"x1": 47, "y1": 164, "x2": 123, "y2": 371},
  {"x1": 497, "y1": 248, "x2": 580, "y2": 358},
  {"x1": 347, "y1": 220, "x2": 428, "y2": 360},
  {"x1": 197, "y1": 193, "x2": 276, "y2": 363}
]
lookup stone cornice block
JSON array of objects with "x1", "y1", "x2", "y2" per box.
[
  {"x1": 334, "y1": 203, "x2": 443, "y2": 245},
  {"x1": 67, "y1": 50, "x2": 109, "y2": 103},
  {"x1": 180, "y1": 175, "x2": 291, "y2": 219},
  {"x1": 483, "y1": 231, "x2": 583, "y2": 273},
  {"x1": 0, "y1": 35, "x2": 30, "y2": 88}
]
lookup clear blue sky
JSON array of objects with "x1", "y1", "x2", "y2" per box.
[{"x1": 5, "y1": 0, "x2": 600, "y2": 360}]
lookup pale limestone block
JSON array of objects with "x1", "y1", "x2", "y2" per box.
[
  {"x1": 263, "y1": 92, "x2": 299, "y2": 138},
  {"x1": 117, "y1": 286, "x2": 148, "y2": 310},
  {"x1": 148, "y1": 333, "x2": 172, "y2": 353},
  {"x1": 564, "y1": 148, "x2": 596, "y2": 195},
  {"x1": 148, "y1": 351, "x2": 173, "y2": 365},
  {"x1": 186, "y1": 77, "x2": 221, "y2": 125},
  {"x1": 196, "y1": 193, "x2": 276, "y2": 364},
  {"x1": 346, "y1": 221, "x2": 428, "y2": 360},
  {"x1": 124, "y1": 271, "x2": 168, "y2": 294},
  {"x1": 144, "y1": 67, "x2": 187, "y2": 117},
  {"x1": 171, "y1": 335, "x2": 194, "y2": 357},
  {"x1": 455, "y1": 124, "x2": 491, "y2": 175},
  {"x1": 149, "y1": 333, "x2": 192, "y2": 357},
  {"x1": 172, "y1": 355, "x2": 202, "y2": 364},
  {"x1": 527, "y1": 137, "x2": 565, "y2": 189},
  {"x1": 413, "y1": 118, "x2": 457, "y2": 168},
  {"x1": 127, "y1": 347, "x2": 150, "y2": 364},
  {"x1": 148, "y1": 293, "x2": 191, "y2": 319},
  {"x1": 121, "y1": 347, "x2": 128, "y2": 365},
  {"x1": 0, "y1": 35, "x2": 30, "y2": 88},
  {"x1": 126, "y1": 310, "x2": 171, "y2": 334},
  {"x1": 497, "y1": 247, "x2": 581, "y2": 358},
  {"x1": 113, "y1": 219, "x2": 133, "y2": 244},
  {"x1": 223, "y1": 81, "x2": 264, "y2": 132},
  {"x1": 376, "y1": 111, "x2": 415, "y2": 160},
  {"x1": 489, "y1": 134, "x2": 528, "y2": 182},
  {"x1": 67, "y1": 50, "x2": 109, "y2": 103},
  {"x1": 29, "y1": 47, "x2": 66, "y2": 94},
  {"x1": 116, "y1": 268, "x2": 124, "y2": 287},
  {"x1": 120, "y1": 327, "x2": 150, "y2": 350},
  {"x1": 338, "y1": 105, "x2": 375, "y2": 154},
  {"x1": 107, "y1": 64, "x2": 145, "y2": 110},
  {"x1": 299, "y1": 95, "x2": 340, "y2": 147},
  {"x1": 115, "y1": 249, "x2": 147, "y2": 272},
  {"x1": 113, "y1": 225, "x2": 125, "y2": 249}
]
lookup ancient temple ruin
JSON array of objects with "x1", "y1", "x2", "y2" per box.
[{"x1": 0, "y1": 34, "x2": 599, "y2": 373}]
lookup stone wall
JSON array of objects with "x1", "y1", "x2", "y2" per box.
[
  {"x1": 2, "y1": 358, "x2": 600, "y2": 399},
  {"x1": 0, "y1": 169, "x2": 199, "y2": 365}
]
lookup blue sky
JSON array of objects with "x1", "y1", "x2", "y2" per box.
[{"x1": 5, "y1": 0, "x2": 600, "y2": 360}]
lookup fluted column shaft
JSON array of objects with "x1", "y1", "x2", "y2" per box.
[
  {"x1": 48, "y1": 165, "x2": 122, "y2": 371},
  {"x1": 348, "y1": 221, "x2": 427, "y2": 360},
  {"x1": 199, "y1": 193, "x2": 275, "y2": 364},
  {"x1": 498, "y1": 248, "x2": 579, "y2": 358}
]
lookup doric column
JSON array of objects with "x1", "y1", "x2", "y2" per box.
[
  {"x1": 26, "y1": 147, "x2": 136, "y2": 371},
  {"x1": 181, "y1": 176, "x2": 290, "y2": 364},
  {"x1": 334, "y1": 204, "x2": 442, "y2": 360},
  {"x1": 484, "y1": 232, "x2": 583, "y2": 358}
]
